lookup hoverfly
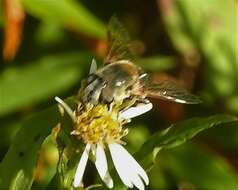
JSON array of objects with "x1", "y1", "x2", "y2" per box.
[{"x1": 78, "y1": 17, "x2": 201, "y2": 108}]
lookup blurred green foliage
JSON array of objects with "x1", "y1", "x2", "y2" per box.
[
  {"x1": 0, "y1": 53, "x2": 91, "y2": 116},
  {"x1": 162, "y1": 0, "x2": 238, "y2": 109},
  {"x1": 0, "y1": 0, "x2": 237, "y2": 190},
  {"x1": 0, "y1": 105, "x2": 60, "y2": 190},
  {"x1": 160, "y1": 144, "x2": 238, "y2": 190},
  {"x1": 0, "y1": 8, "x2": 3, "y2": 27},
  {"x1": 136, "y1": 56, "x2": 176, "y2": 71},
  {"x1": 22, "y1": 0, "x2": 106, "y2": 39}
]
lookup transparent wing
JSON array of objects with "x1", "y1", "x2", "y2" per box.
[
  {"x1": 144, "y1": 81, "x2": 202, "y2": 104},
  {"x1": 104, "y1": 16, "x2": 134, "y2": 64}
]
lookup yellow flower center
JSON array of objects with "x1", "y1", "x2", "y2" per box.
[{"x1": 71, "y1": 102, "x2": 130, "y2": 144}]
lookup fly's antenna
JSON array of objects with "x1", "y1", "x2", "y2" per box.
[{"x1": 55, "y1": 96, "x2": 76, "y2": 122}]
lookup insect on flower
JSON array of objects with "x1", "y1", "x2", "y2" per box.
[{"x1": 55, "y1": 16, "x2": 201, "y2": 190}]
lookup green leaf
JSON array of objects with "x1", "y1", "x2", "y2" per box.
[
  {"x1": 135, "y1": 114, "x2": 238, "y2": 167},
  {"x1": 205, "y1": 123, "x2": 238, "y2": 149},
  {"x1": 160, "y1": 143, "x2": 238, "y2": 190},
  {"x1": 0, "y1": 97, "x2": 76, "y2": 190},
  {"x1": 0, "y1": 52, "x2": 91, "y2": 116},
  {"x1": 0, "y1": 105, "x2": 60, "y2": 190},
  {"x1": 21, "y1": 0, "x2": 106, "y2": 39}
]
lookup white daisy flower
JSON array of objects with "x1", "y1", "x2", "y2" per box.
[{"x1": 55, "y1": 96, "x2": 152, "y2": 190}]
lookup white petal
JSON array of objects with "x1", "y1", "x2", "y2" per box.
[
  {"x1": 130, "y1": 174, "x2": 145, "y2": 190},
  {"x1": 54, "y1": 96, "x2": 76, "y2": 121},
  {"x1": 120, "y1": 102, "x2": 153, "y2": 120},
  {"x1": 95, "y1": 144, "x2": 113, "y2": 188},
  {"x1": 108, "y1": 144, "x2": 133, "y2": 188},
  {"x1": 109, "y1": 143, "x2": 149, "y2": 187},
  {"x1": 73, "y1": 144, "x2": 91, "y2": 187}
]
